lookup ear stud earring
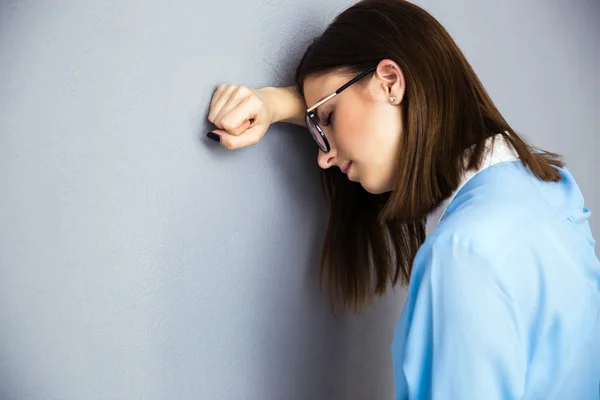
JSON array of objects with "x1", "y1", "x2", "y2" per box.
[{"x1": 389, "y1": 96, "x2": 396, "y2": 103}]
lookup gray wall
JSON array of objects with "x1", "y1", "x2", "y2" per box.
[{"x1": 0, "y1": 1, "x2": 597, "y2": 399}]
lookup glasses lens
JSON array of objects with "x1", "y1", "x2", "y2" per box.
[{"x1": 306, "y1": 113, "x2": 327, "y2": 151}]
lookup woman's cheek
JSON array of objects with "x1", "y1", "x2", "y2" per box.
[{"x1": 337, "y1": 112, "x2": 365, "y2": 150}]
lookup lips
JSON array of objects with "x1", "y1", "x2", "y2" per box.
[{"x1": 340, "y1": 161, "x2": 352, "y2": 175}]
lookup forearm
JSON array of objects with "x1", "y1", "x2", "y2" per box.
[{"x1": 258, "y1": 86, "x2": 306, "y2": 127}]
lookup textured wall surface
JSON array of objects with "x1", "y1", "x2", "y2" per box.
[{"x1": 0, "y1": 0, "x2": 597, "y2": 399}]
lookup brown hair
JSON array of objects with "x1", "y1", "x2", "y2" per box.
[{"x1": 294, "y1": 0, "x2": 564, "y2": 314}]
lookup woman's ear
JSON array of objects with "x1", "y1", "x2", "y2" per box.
[{"x1": 375, "y1": 59, "x2": 406, "y2": 104}]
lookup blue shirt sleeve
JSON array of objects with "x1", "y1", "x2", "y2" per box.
[{"x1": 397, "y1": 236, "x2": 526, "y2": 399}]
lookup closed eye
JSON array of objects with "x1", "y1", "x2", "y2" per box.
[{"x1": 322, "y1": 111, "x2": 334, "y2": 127}]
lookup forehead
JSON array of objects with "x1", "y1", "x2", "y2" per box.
[{"x1": 303, "y1": 71, "x2": 353, "y2": 108}]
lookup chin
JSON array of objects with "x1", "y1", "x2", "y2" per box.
[{"x1": 360, "y1": 181, "x2": 389, "y2": 195}]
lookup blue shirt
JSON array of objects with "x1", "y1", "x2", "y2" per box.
[{"x1": 392, "y1": 160, "x2": 600, "y2": 399}]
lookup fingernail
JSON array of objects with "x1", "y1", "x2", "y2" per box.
[{"x1": 207, "y1": 132, "x2": 221, "y2": 142}]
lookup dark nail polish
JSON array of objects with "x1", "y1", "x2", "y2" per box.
[{"x1": 207, "y1": 132, "x2": 221, "y2": 142}]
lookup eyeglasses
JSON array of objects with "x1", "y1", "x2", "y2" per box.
[{"x1": 305, "y1": 66, "x2": 377, "y2": 153}]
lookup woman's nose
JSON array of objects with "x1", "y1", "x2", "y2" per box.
[{"x1": 317, "y1": 146, "x2": 337, "y2": 170}]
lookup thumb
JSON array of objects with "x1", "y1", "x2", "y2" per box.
[{"x1": 209, "y1": 123, "x2": 264, "y2": 150}]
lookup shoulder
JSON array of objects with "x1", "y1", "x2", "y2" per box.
[
  {"x1": 411, "y1": 160, "x2": 590, "y2": 295},
  {"x1": 428, "y1": 160, "x2": 579, "y2": 261}
]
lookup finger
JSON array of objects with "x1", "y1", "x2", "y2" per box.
[
  {"x1": 220, "y1": 96, "x2": 261, "y2": 136},
  {"x1": 208, "y1": 85, "x2": 228, "y2": 123},
  {"x1": 210, "y1": 119, "x2": 252, "y2": 143},
  {"x1": 206, "y1": 118, "x2": 252, "y2": 147},
  {"x1": 212, "y1": 86, "x2": 253, "y2": 131},
  {"x1": 209, "y1": 84, "x2": 228, "y2": 109},
  {"x1": 211, "y1": 126, "x2": 263, "y2": 150},
  {"x1": 208, "y1": 84, "x2": 237, "y2": 124}
]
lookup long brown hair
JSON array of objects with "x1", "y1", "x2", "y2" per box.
[{"x1": 294, "y1": 0, "x2": 564, "y2": 314}]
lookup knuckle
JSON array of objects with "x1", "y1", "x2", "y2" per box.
[
  {"x1": 248, "y1": 94, "x2": 262, "y2": 109},
  {"x1": 234, "y1": 85, "x2": 250, "y2": 97}
]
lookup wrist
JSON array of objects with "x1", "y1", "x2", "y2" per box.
[
  {"x1": 257, "y1": 86, "x2": 281, "y2": 124},
  {"x1": 258, "y1": 86, "x2": 306, "y2": 126}
]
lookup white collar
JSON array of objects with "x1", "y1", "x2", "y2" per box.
[{"x1": 425, "y1": 134, "x2": 520, "y2": 235}]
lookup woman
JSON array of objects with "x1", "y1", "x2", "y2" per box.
[{"x1": 207, "y1": 0, "x2": 600, "y2": 398}]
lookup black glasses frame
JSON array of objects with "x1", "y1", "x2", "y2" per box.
[{"x1": 305, "y1": 66, "x2": 377, "y2": 153}]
